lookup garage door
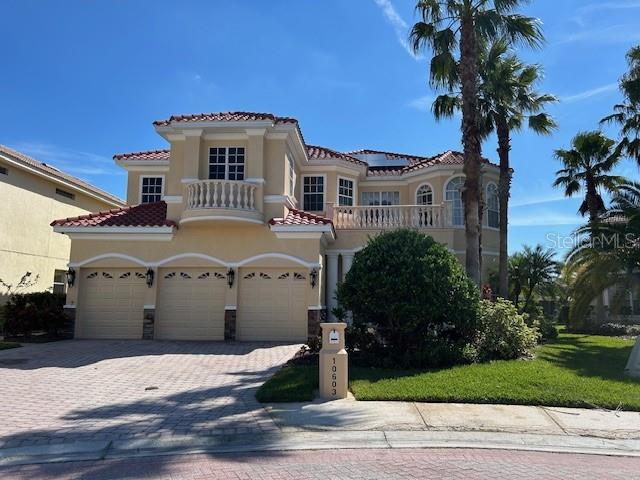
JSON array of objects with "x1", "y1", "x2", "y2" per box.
[
  {"x1": 237, "y1": 268, "x2": 308, "y2": 341},
  {"x1": 79, "y1": 268, "x2": 146, "y2": 339},
  {"x1": 155, "y1": 268, "x2": 226, "y2": 340}
]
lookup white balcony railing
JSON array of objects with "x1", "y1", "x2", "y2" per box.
[
  {"x1": 332, "y1": 204, "x2": 447, "y2": 230},
  {"x1": 185, "y1": 179, "x2": 257, "y2": 211}
]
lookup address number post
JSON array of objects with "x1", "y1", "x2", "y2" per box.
[{"x1": 319, "y1": 322, "x2": 348, "y2": 400}]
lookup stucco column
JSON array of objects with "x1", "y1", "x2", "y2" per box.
[
  {"x1": 342, "y1": 253, "x2": 354, "y2": 281},
  {"x1": 326, "y1": 253, "x2": 339, "y2": 320}
]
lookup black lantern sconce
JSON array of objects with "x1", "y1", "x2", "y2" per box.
[
  {"x1": 227, "y1": 268, "x2": 235, "y2": 288},
  {"x1": 146, "y1": 268, "x2": 155, "y2": 288},
  {"x1": 66, "y1": 268, "x2": 76, "y2": 288},
  {"x1": 310, "y1": 268, "x2": 318, "y2": 289}
]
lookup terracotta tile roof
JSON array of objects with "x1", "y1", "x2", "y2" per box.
[
  {"x1": 153, "y1": 111, "x2": 299, "y2": 127},
  {"x1": 347, "y1": 148, "x2": 434, "y2": 166},
  {"x1": 307, "y1": 145, "x2": 367, "y2": 166},
  {"x1": 363, "y1": 150, "x2": 494, "y2": 176},
  {"x1": 0, "y1": 144, "x2": 124, "y2": 206},
  {"x1": 114, "y1": 149, "x2": 170, "y2": 162},
  {"x1": 269, "y1": 208, "x2": 333, "y2": 227},
  {"x1": 51, "y1": 201, "x2": 176, "y2": 228}
]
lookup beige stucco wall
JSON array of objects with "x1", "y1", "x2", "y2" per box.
[{"x1": 0, "y1": 161, "x2": 119, "y2": 301}]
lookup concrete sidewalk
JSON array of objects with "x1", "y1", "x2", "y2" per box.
[{"x1": 2, "y1": 398, "x2": 640, "y2": 466}]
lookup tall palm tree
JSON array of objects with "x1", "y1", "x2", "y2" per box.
[
  {"x1": 433, "y1": 39, "x2": 557, "y2": 298},
  {"x1": 553, "y1": 131, "x2": 624, "y2": 323},
  {"x1": 601, "y1": 45, "x2": 640, "y2": 163},
  {"x1": 410, "y1": 0, "x2": 543, "y2": 285},
  {"x1": 565, "y1": 181, "x2": 640, "y2": 328}
]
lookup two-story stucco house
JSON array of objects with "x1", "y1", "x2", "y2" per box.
[
  {"x1": 0, "y1": 145, "x2": 124, "y2": 302},
  {"x1": 51, "y1": 112, "x2": 501, "y2": 342}
]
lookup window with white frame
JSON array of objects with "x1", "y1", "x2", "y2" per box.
[
  {"x1": 361, "y1": 191, "x2": 400, "y2": 206},
  {"x1": 208, "y1": 147, "x2": 245, "y2": 181},
  {"x1": 141, "y1": 176, "x2": 163, "y2": 203},
  {"x1": 445, "y1": 177, "x2": 465, "y2": 226},
  {"x1": 416, "y1": 184, "x2": 433, "y2": 205},
  {"x1": 288, "y1": 155, "x2": 296, "y2": 197},
  {"x1": 487, "y1": 183, "x2": 499, "y2": 228},
  {"x1": 303, "y1": 176, "x2": 324, "y2": 211},
  {"x1": 53, "y1": 269, "x2": 66, "y2": 295},
  {"x1": 338, "y1": 177, "x2": 354, "y2": 206}
]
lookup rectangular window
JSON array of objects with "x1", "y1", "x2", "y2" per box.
[
  {"x1": 303, "y1": 176, "x2": 325, "y2": 211},
  {"x1": 53, "y1": 269, "x2": 66, "y2": 295},
  {"x1": 338, "y1": 178, "x2": 354, "y2": 206},
  {"x1": 55, "y1": 188, "x2": 75, "y2": 200},
  {"x1": 361, "y1": 191, "x2": 400, "y2": 206},
  {"x1": 209, "y1": 147, "x2": 245, "y2": 181},
  {"x1": 288, "y1": 155, "x2": 295, "y2": 196},
  {"x1": 141, "y1": 176, "x2": 163, "y2": 203},
  {"x1": 0, "y1": 166, "x2": 7, "y2": 175}
]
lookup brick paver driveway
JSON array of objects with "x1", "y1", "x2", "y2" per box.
[
  {"x1": 0, "y1": 340, "x2": 300, "y2": 449},
  {"x1": 4, "y1": 449, "x2": 640, "y2": 479}
]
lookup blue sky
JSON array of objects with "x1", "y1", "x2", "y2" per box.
[{"x1": 2, "y1": 0, "x2": 639, "y2": 256}]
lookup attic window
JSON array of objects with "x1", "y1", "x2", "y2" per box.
[
  {"x1": 56, "y1": 188, "x2": 75, "y2": 200},
  {"x1": 0, "y1": 166, "x2": 7, "y2": 175}
]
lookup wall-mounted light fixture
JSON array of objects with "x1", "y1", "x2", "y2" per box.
[
  {"x1": 310, "y1": 268, "x2": 318, "y2": 289},
  {"x1": 66, "y1": 268, "x2": 76, "y2": 287},
  {"x1": 227, "y1": 268, "x2": 235, "y2": 288},
  {"x1": 146, "y1": 268, "x2": 155, "y2": 288}
]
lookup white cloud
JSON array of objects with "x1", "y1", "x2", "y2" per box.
[
  {"x1": 408, "y1": 95, "x2": 434, "y2": 110},
  {"x1": 8, "y1": 142, "x2": 123, "y2": 177},
  {"x1": 373, "y1": 0, "x2": 423, "y2": 60},
  {"x1": 561, "y1": 82, "x2": 619, "y2": 103},
  {"x1": 555, "y1": 24, "x2": 640, "y2": 45},
  {"x1": 509, "y1": 211, "x2": 583, "y2": 227},
  {"x1": 510, "y1": 194, "x2": 571, "y2": 209}
]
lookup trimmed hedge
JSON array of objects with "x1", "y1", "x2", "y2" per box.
[{"x1": 3, "y1": 292, "x2": 68, "y2": 338}]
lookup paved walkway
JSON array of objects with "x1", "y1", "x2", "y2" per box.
[
  {"x1": 0, "y1": 340, "x2": 300, "y2": 449},
  {"x1": 3, "y1": 448, "x2": 640, "y2": 479}
]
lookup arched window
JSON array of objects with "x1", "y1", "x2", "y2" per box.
[
  {"x1": 416, "y1": 184, "x2": 433, "y2": 205},
  {"x1": 487, "y1": 183, "x2": 499, "y2": 228},
  {"x1": 445, "y1": 177, "x2": 465, "y2": 226}
]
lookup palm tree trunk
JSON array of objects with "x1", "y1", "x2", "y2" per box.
[
  {"x1": 496, "y1": 117, "x2": 511, "y2": 298},
  {"x1": 459, "y1": 13, "x2": 482, "y2": 286},
  {"x1": 586, "y1": 177, "x2": 605, "y2": 327}
]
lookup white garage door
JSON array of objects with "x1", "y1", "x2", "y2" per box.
[
  {"x1": 79, "y1": 268, "x2": 146, "y2": 339},
  {"x1": 237, "y1": 268, "x2": 308, "y2": 341},
  {"x1": 156, "y1": 268, "x2": 226, "y2": 340}
]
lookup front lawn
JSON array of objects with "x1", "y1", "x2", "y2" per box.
[
  {"x1": 0, "y1": 341, "x2": 21, "y2": 351},
  {"x1": 258, "y1": 332, "x2": 640, "y2": 410}
]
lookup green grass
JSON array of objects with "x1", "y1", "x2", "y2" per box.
[
  {"x1": 256, "y1": 365, "x2": 318, "y2": 402},
  {"x1": 0, "y1": 341, "x2": 21, "y2": 351},
  {"x1": 259, "y1": 332, "x2": 640, "y2": 410}
]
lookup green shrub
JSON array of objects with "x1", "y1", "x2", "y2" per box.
[
  {"x1": 476, "y1": 298, "x2": 540, "y2": 361},
  {"x1": 337, "y1": 229, "x2": 479, "y2": 368},
  {"x1": 3, "y1": 292, "x2": 68, "y2": 338}
]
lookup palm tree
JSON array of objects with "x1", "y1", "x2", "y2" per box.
[
  {"x1": 410, "y1": 0, "x2": 543, "y2": 285},
  {"x1": 507, "y1": 245, "x2": 557, "y2": 312},
  {"x1": 565, "y1": 181, "x2": 640, "y2": 328},
  {"x1": 433, "y1": 39, "x2": 557, "y2": 298},
  {"x1": 553, "y1": 131, "x2": 624, "y2": 323},
  {"x1": 601, "y1": 45, "x2": 640, "y2": 163}
]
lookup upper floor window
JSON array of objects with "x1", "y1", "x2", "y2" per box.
[
  {"x1": 445, "y1": 177, "x2": 465, "y2": 226},
  {"x1": 361, "y1": 191, "x2": 400, "y2": 206},
  {"x1": 209, "y1": 147, "x2": 245, "y2": 181},
  {"x1": 487, "y1": 183, "x2": 499, "y2": 228},
  {"x1": 56, "y1": 188, "x2": 75, "y2": 201},
  {"x1": 141, "y1": 176, "x2": 163, "y2": 203},
  {"x1": 338, "y1": 177, "x2": 354, "y2": 206},
  {"x1": 416, "y1": 184, "x2": 433, "y2": 205},
  {"x1": 53, "y1": 269, "x2": 66, "y2": 295},
  {"x1": 288, "y1": 155, "x2": 296, "y2": 197},
  {"x1": 303, "y1": 175, "x2": 324, "y2": 211}
]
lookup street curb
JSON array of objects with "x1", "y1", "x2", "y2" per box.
[{"x1": 1, "y1": 430, "x2": 640, "y2": 467}]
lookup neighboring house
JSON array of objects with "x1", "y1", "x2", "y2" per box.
[
  {"x1": 51, "y1": 112, "x2": 501, "y2": 342},
  {"x1": 0, "y1": 145, "x2": 124, "y2": 302}
]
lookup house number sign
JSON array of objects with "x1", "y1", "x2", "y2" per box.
[{"x1": 319, "y1": 322, "x2": 348, "y2": 400}]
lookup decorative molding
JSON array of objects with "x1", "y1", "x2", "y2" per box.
[
  {"x1": 166, "y1": 133, "x2": 185, "y2": 141},
  {"x1": 308, "y1": 305, "x2": 326, "y2": 310},
  {"x1": 233, "y1": 253, "x2": 321, "y2": 269},
  {"x1": 203, "y1": 133, "x2": 248, "y2": 140},
  {"x1": 143, "y1": 304, "x2": 156, "y2": 309},
  {"x1": 69, "y1": 253, "x2": 148, "y2": 268},
  {"x1": 245, "y1": 128, "x2": 267, "y2": 136},
  {"x1": 179, "y1": 215, "x2": 264, "y2": 226},
  {"x1": 224, "y1": 305, "x2": 237, "y2": 310},
  {"x1": 163, "y1": 195, "x2": 183, "y2": 204},
  {"x1": 154, "y1": 253, "x2": 227, "y2": 267},
  {"x1": 54, "y1": 226, "x2": 174, "y2": 234},
  {"x1": 181, "y1": 177, "x2": 199, "y2": 184},
  {"x1": 182, "y1": 129, "x2": 203, "y2": 137},
  {"x1": 245, "y1": 177, "x2": 266, "y2": 184},
  {"x1": 65, "y1": 233, "x2": 174, "y2": 241}
]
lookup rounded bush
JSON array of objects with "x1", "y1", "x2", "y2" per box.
[
  {"x1": 476, "y1": 298, "x2": 540, "y2": 361},
  {"x1": 337, "y1": 229, "x2": 479, "y2": 367}
]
